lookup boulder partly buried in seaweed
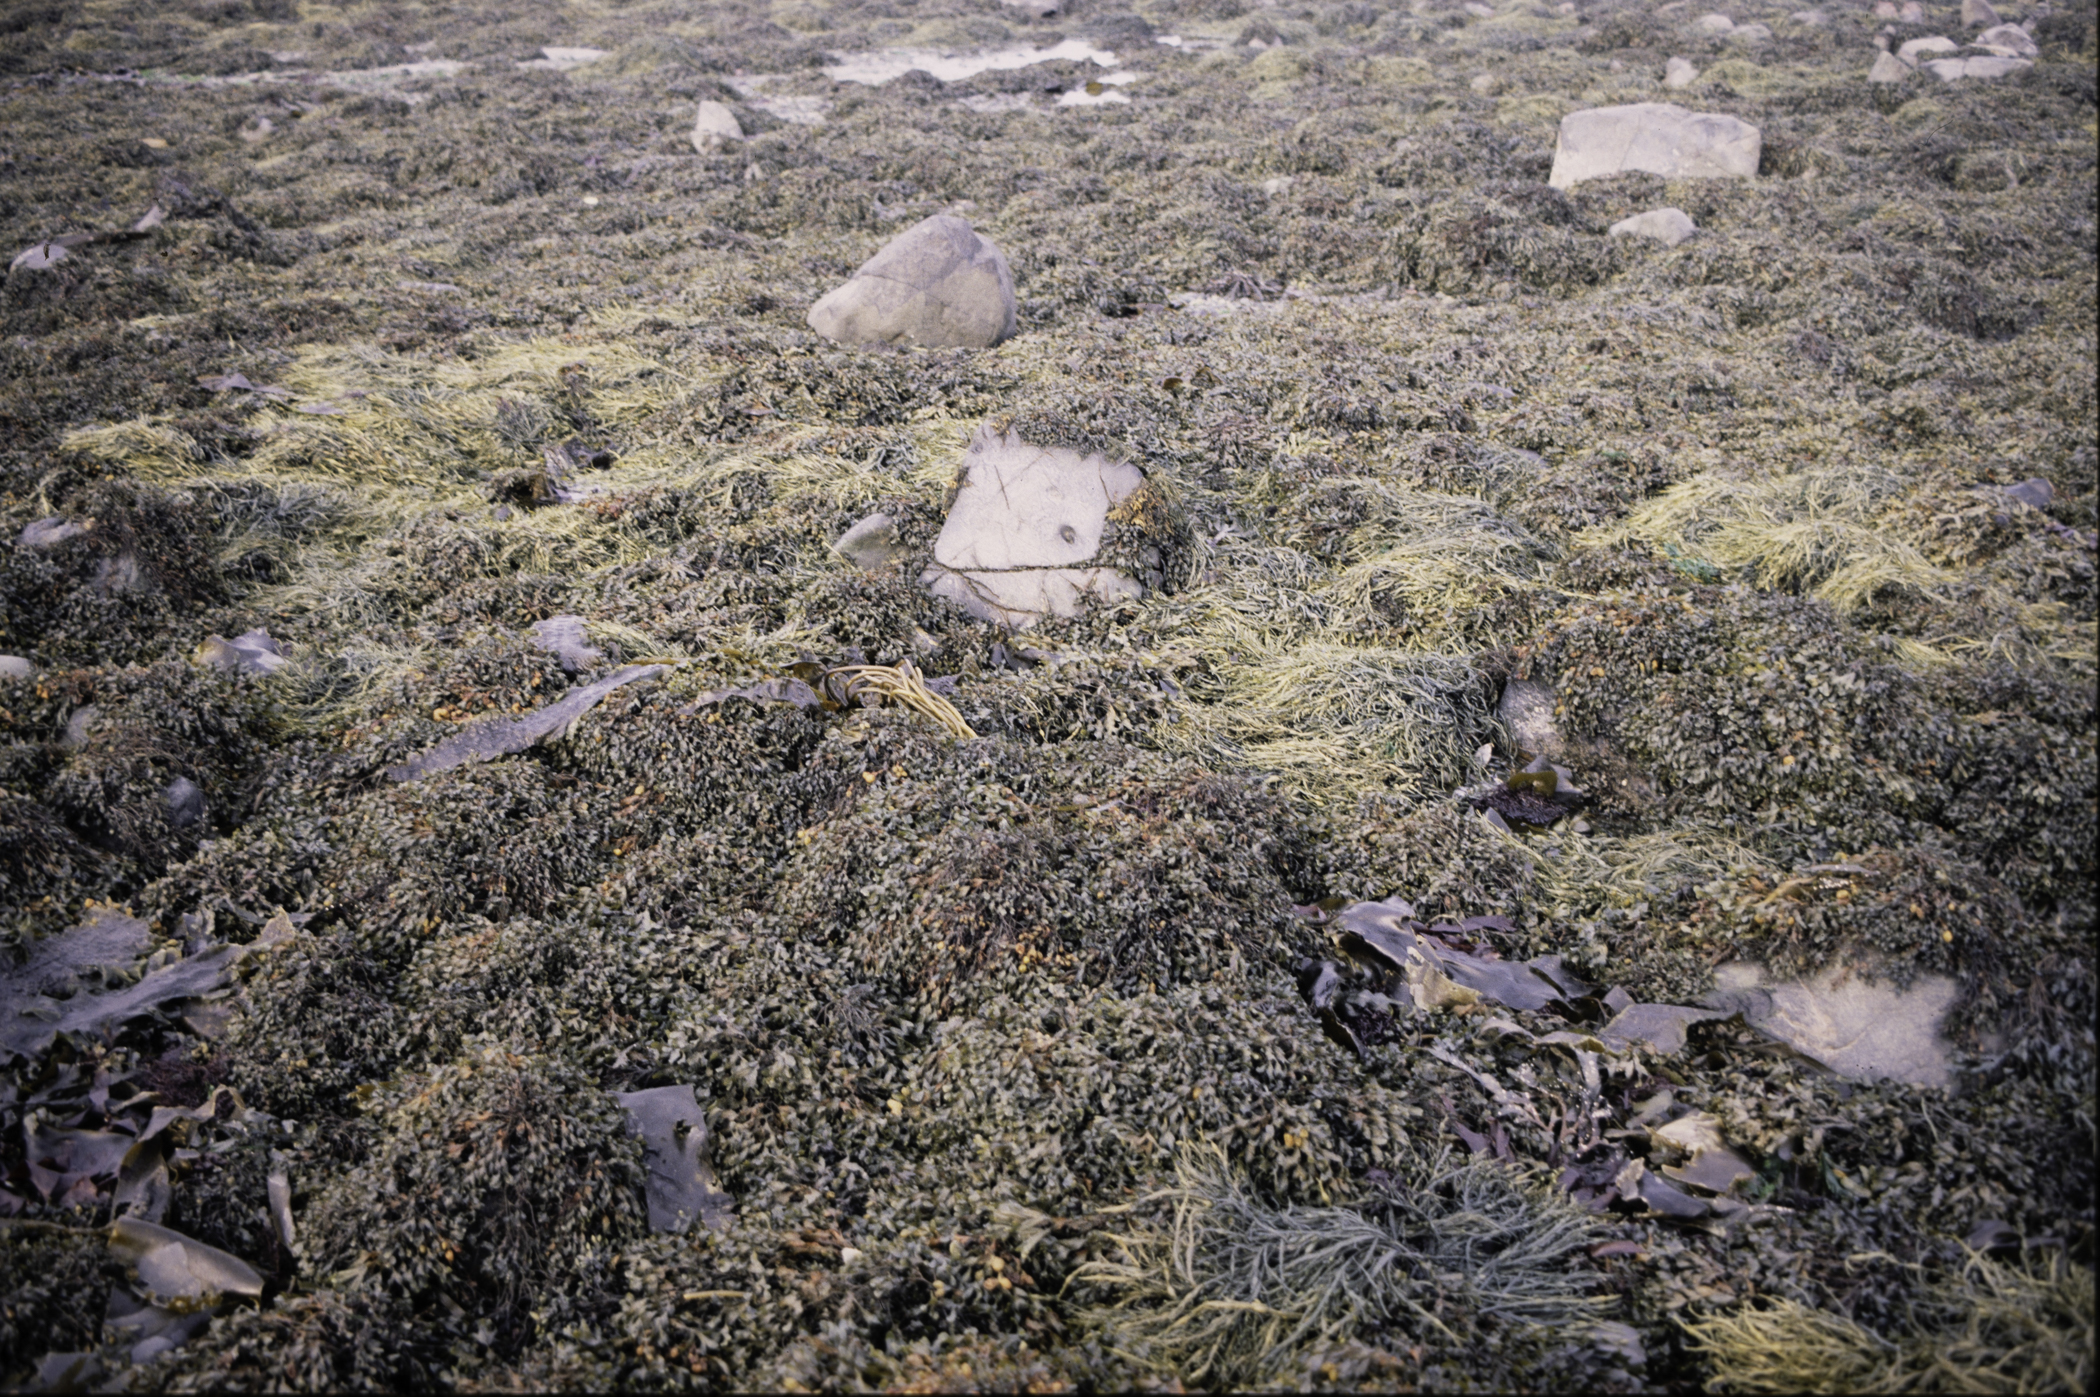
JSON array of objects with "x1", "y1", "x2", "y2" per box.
[
  {"x1": 807, "y1": 215, "x2": 1018, "y2": 350},
  {"x1": 1548, "y1": 103, "x2": 1761, "y2": 189}
]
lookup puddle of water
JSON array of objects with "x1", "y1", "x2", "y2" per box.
[{"x1": 821, "y1": 38, "x2": 1118, "y2": 86}]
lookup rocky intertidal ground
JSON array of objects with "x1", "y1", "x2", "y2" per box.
[{"x1": 1, "y1": 0, "x2": 2094, "y2": 1390}]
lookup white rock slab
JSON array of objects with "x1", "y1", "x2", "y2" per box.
[
  {"x1": 1710, "y1": 961, "x2": 1959, "y2": 1089},
  {"x1": 1548, "y1": 103, "x2": 1761, "y2": 189},
  {"x1": 692, "y1": 100, "x2": 743, "y2": 151},
  {"x1": 1896, "y1": 34, "x2": 1960, "y2": 64},
  {"x1": 1868, "y1": 49, "x2": 1913, "y2": 82},
  {"x1": 1922, "y1": 53, "x2": 2033, "y2": 79},
  {"x1": 821, "y1": 38, "x2": 1116, "y2": 86},
  {"x1": 1664, "y1": 56, "x2": 1700, "y2": 87},
  {"x1": 1971, "y1": 22, "x2": 2039, "y2": 56},
  {"x1": 807, "y1": 215, "x2": 1017, "y2": 350},
  {"x1": 922, "y1": 423, "x2": 1147, "y2": 629},
  {"x1": 1609, "y1": 206, "x2": 1698, "y2": 245},
  {"x1": 0, "y1": 656, "x2": 31, "y2": 682}
]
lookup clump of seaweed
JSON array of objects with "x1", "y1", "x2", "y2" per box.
[
  {"x1": 1073, "y1": 1144, "x2": 1613, "y2": 1388},
  {"x1": 1683, "y1": 1248, "x2": 2095, "y2": 1395}
]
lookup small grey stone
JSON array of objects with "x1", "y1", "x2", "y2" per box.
[
  {"x1": 1961, "y1": 0, "x2": 2000, "y2": 26},
  {"x1": 166, "y1": 777, "x2": 206, "y2": 829},
  {"x1": 1664, "y1": 56, "x2": 1700, "y2": 87},
  {"x1": 18, "y1": 516, "x2": 85, "y2": 549},
  {"x1": 1608, "y1": 206, "x2": 1698, "y2": 245},
  {"x1": 1896, "y1": 34, "x2": 1960, "y2": 64},
  {"x1": 92, "y1": 553, "x2": 149, "y2": 596},
  {"x1": 1726, "y1": 21, "x2": 1771, "y2": 42},
  {"x1": 528, "y1": 615, "x2": 602, "y2": 673},
  {"x1": 1694, "y1": 12, "x2": 1735, "y2": 32},
  {"x1": 691, "y1": 100, "x2": 743, "y2": 152},
  {"x1": 62, "y1": 704, "x2": 99, "y2": 750},
  {"x1": 807, "y1": 215, "x2": 1017, "y2": 350},
  {"x1": 196, "y1": 629, "x2": 287, "y2": 676},
  {"x1": 1497, "y1": 679, "x2": 1562, "y2": 759},
  {"x1": 0, "y1": 655, "x2": 30, "y2": 682},
  {"x1": 832, "y1": 512, "x2": 905, "y2": 571},
  {"x1": 1548, "y1": 103, "x2": 1761, "y2": 190},
  {"x1": 2004, "y1": 477, "x2": 2054, "y2": 510},
  {"x1": 1868, "y1": 49, "x2": 1913, "y2": 82}
]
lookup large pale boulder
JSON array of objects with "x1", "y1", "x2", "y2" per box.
[
  {"x1": 922, "y1": 423, "x2": 1147, "y2": 629},
  {"x1": 1971, "y1": 22, "x2": 2038, "y2": 56},
  {"x1": 1609, "y1": 206, "x2": 1697, "y2": 245},
  {"x1": 808, "y1": 215, "x2": 1017, "y2": 350},
  {"x1": 1547, "y1": 103, "x2": 1760, "y2": 189}
]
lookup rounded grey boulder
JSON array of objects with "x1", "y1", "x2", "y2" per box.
[{"x1": 807, "y1": 215, "x2": 1017, "y2": 350}]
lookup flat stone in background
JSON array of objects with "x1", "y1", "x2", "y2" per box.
[
  {"x1": 807, "y1": 215, "x2": 1017, "y2": 350},
  {"x1": 1923, "y1": 53, "x2": 2033, "y2": 79},
  {"x1": 1549, "y1": 102, "x2": 1761, "y2": 189},
  {"x1": 923, "y1": 423, "x2": 1147, "y2": 629},
  {"x1": 1609, "y1": 206, "x2": 1698, "y2": 245}
]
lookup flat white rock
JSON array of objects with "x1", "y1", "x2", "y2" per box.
[
  {"x1": 692, "y1": 99, "x2": 744, "y2": 151},
  {"x1": 923, "y1": 423, "x2": 1146, "y2": 629},
  {"x1": 1548, "y1": 103, "x2": 1761, "y2": 189},
  {"x1": 1923, "y1": 53, "x2": 2033, "y2": 79},
  {"x1": 1971, "y1": 22, "x2": 2039, "y2": 56},
  {"x1": 807, "y1": 215, "x2": 1017, "y2": 350},
  {"x1": 1609, "y1": 206, "x2": 1698, "y2": 245},
  {"x1": 1695, "y1": 12, "x2": 1735, "y2": 31},
  {"x1": 1664, "y1": 56, "x2": 1700, "y2": 87},
  {"x1": 1896, "y1": 34, "x2": 1959, "y2": 64}
]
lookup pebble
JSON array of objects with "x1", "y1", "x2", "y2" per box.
[
  {"x1": 692, "y1": 100, "x2": 744, "y2": 152},
  {"x1": 832, "y1": 513, "x2": 906, "y2": 571},
  {"x1": 807, "y1": 215, "x2": 1017, "y2": 351},
  {"x1": 0, "y1": 656, "x2": 30, "y2": 681},
  {"x1": 17, "y1": 516, "x2": 85, "y2": 549},
  {"x1": 1548, "y1": 103, "x2": 1761, "y2": 190},
  {"x1": 921, "y1": 423, "x2": 1148, "y2": 629},
  {"x1": 1608, "y1": 206, "x2": 1698, "y2": 245}
]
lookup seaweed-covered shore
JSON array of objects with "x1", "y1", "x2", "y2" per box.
[{"x1": 2, "y1": 0, "x2": 2094, "y2": 1389}]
